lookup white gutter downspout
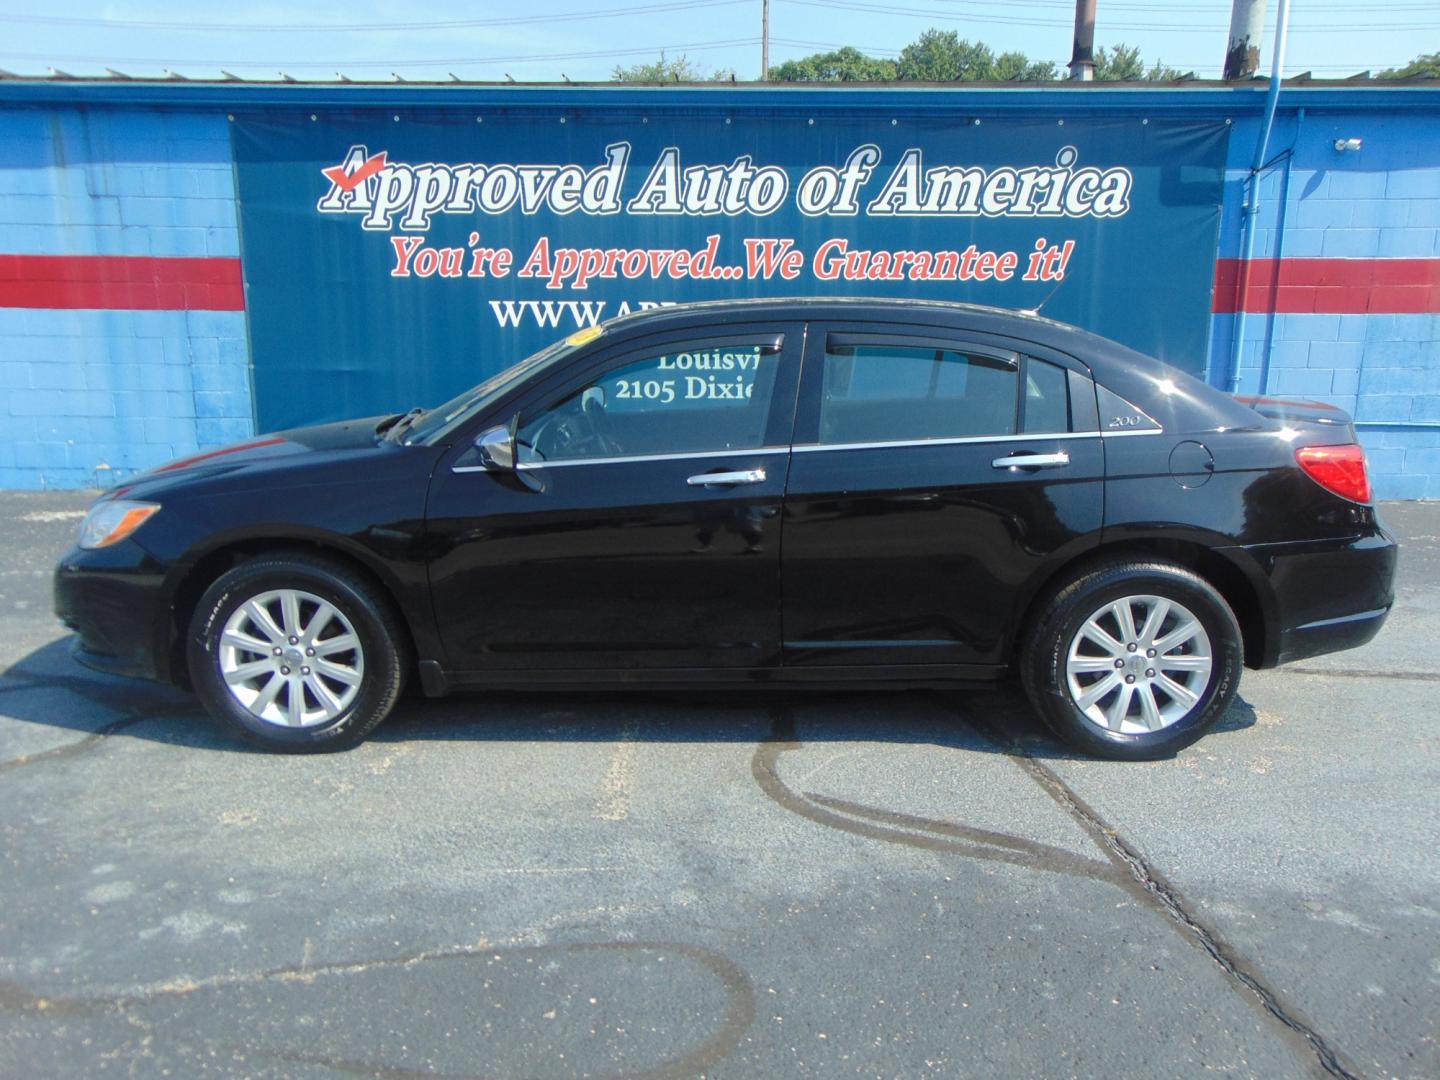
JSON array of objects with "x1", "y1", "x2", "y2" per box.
[{"x1": 1226, "y1": 0, "x2": 1292, "y2": 394}]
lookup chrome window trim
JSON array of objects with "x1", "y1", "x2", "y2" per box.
[
  {"x1": 519, "y1": 446, "x2": 790, "y2": 470},
  {"x1": 451, "y1": 428, "x2": 1164, "y2": 471},
  {"x1": 453, "y1": 445, "x2": 791, "y2": 473},
  {"x1": 791, "y1": 429, "x2": 1162, "y2": 455}
]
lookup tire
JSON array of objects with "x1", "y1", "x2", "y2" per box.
[
  {"x1": 1019, "y1": 559, "x2": 1243, "y2": 760},
  {"x1": 187, "y1": 553, "x2": 407, "y2": 752}
]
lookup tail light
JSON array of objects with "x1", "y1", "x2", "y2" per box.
[{"x1": 1295, "y1": 444, "x2": 1372, "y2": 504}]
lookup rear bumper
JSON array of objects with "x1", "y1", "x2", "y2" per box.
[
  {"x1": 1277, "y1": 605, "x2": 1391, "y2": 666},
  {"x1": 53, "y1": 543, "x2": 171, "y2": 683},
  {"x1": 1243, "y1": 520, "x2": 1398, "y2": 668}
]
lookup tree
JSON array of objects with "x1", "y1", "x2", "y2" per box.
[
  {"x1": 770, "y1": 30, "x2": 1057, "y2": 84},
  {"x1": 770, "y1": 45, "x2": 897, "y2": 82},
  {"x1": 1094, "y1": 43, "x2": 1184, "y2": 81},
  {"x1": 755, "y1": 29, "x2": 1182, "y2": 84},
  {"x1": 1378, "y1": 51, "x2": 1440, "y2": 79},
  {"x1": 993, "y1": 50, "x2": 1061, "y2": 82},
  {"x1": 611, "y1": 51, "x2": 735, "y2": 82},
  {"x1": 893, "y1": 29, "x2": 1056, "y2": 82}
]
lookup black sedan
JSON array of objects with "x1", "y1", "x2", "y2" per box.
[{"x1": 55, "y1": 298, "x2": 1397, "y2": 759}]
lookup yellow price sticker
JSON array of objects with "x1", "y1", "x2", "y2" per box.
[{"x1": 566, "y1": 325, "x2": 606, "y2": 347}]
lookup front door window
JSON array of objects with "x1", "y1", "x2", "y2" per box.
[{"x1": 516, "y1": 341, "x2": 783, "y2": 464}]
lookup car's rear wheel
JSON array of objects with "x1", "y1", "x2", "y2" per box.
[
  {"x1": 1020, "y1": 559, "x2": 1243, "y2": 760},
  {"x1": 187, "y1": 554, "x2": 406, "y2": 752}
]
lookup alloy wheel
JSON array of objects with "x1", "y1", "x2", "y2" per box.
[
  {"x1": 1064, "y1": 594, "x2": 1213, "y2": 734},
  {"x1": 217, "y1": 588, "x2": 365, "y2": 728}
]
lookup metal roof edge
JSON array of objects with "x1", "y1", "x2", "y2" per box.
[{"x1": 0, "y1": 80, "x2": 1435, "y2": 113}]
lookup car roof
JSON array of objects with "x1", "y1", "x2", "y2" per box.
[
  {"x1": 607, "y1": 295, "x2": 1076, "y2": 336},
  {"x1": 604, "y1": 296, "x2": 1139, "y2": 370}
]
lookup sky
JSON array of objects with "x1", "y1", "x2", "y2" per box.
[{"x1": 0, "y1": 0, "x2": 1432, "y2": 83}]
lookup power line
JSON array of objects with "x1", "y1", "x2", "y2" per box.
[
  {"x1": 770, "y1": 36, "x2": 903, "y2": 56},
  {"x1": 0, "y1": 0, "x2": 749, "y2": 34},
  {"x1": 5, "y1": 37, "x2": 1407, "y2": 77},
  {"x1": 0, "y1": 3, "x2": 1419, "y2": 78},
  {"x1": 3, "y1": 0, "x2": 1429, "y2": 36},
  {"x1": 0, "y1": 38, "x2": 760, "y2": 71},
  {"x1": 766, "y1": 38, "x2": 1402, "y2": 73},
  {"x1": 929, "y1": 0, "x2": 1438, "y2": 10},
  {"x1": 780, "y1": 0, "x2": 1440, "y2": 32}
]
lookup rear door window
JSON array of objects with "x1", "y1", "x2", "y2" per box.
[
  {"x1": 817, "y1": 340, "x2": 1019, "y2": 446},
  {"x1": 1021, "y1": 357, "x2": 1071, "y2": 434}
]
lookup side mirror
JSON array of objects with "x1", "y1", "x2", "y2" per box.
[
  {"x1": 472, "y1": 419, "x2": 542, "y2": 492},
  {"x1": 474, "y1": 423, "x2": 515, "y2": 472}
]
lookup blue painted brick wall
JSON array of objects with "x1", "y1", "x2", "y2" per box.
[
  {"x1": 1, "y1": 96, "x2": 1436, "y2": 497},
  {"x1": 0, "y1": 107, "x2": 253, "y2": 491},
  {"x1": 1208, "y1": 110, "x2": 1440, "y2": 500}
]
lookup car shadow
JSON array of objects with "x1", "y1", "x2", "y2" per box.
[{"x1": 0, "y1": 636, "x2": 1259, "y2": 765}]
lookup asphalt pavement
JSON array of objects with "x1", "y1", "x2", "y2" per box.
[{"x1": 0, "y1": 492, "x2": 1436, "y2": 1079}]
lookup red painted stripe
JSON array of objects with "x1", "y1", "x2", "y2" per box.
[
  {"x1": 1214, "y1": 257, "x2": 1440, "y2": 315},
  {"x1": 155, "y1": 437, "x2": 286, "y2": 472},
  {"x1": 0, "y1": 254, "x2": 244, "y2": 310}
]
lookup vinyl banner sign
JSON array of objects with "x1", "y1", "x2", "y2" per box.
[{"x1": 232, "y1": 111, "x2": 1227, "y2": 432}]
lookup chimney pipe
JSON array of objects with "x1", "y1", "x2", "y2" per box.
[
  {"x1": 1224, "y1": 0, "x2": 1267, "y2": 80},
  {"x1": 1069, "y1": 0, "x2": 1097, "y2": 81}
]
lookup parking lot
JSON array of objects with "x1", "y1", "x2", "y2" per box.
[{"x1": 0, "y1": 491, "x2": 1436, "y2": 1079}]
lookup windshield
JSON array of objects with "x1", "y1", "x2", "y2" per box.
[{"x1": 400, "y1": 333, "x2": 588, "y2": 444}]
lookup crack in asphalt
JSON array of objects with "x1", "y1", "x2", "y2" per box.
[
  {"x1": 955, "y1": 703, "x2": 1364, "y2": 1080},
  {"x1": 0, "y1": 941, "x2": 756, "y2": 1080},
  {"x1": 0, "y1": 713, "x2": 151, "y2": 775},
  {"x1": 0, "y1": 669, "x2": 759, "y2": 1077},
  {"x1": 0, "y1": 663, "x2": 1389, "y2": 1077},
  {"x1": 752, "y1": 700, "x2": 1365, "y2": 1080},
  {"x1": 0, "y1": 669, "x2": 204, "y2": 774},
  {"x1": 751, "y1": 709, "x2": 1126, "y2": 885},
  {"x1": 1285, "y1": 666, "x2": 1440, "y2": 684}
]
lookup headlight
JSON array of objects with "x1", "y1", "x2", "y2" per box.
[{"x1": 77, "y1": 500, "x2": 160, "y2": 550}]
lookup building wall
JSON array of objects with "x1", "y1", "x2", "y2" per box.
[
  {"x1": 0, "y1": 106, "x2": 250, "y2": 490},
  {"x1": 1208, "y1": 110, "x2": 1440, "y2": 499},
  {"x1": 0, "y1": 89, "x2": 1436, "y2": 496}
]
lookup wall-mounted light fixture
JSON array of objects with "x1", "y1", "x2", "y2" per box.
[{"x1": 1333, "y1": 137, "x2": 1363, "y2": 152}]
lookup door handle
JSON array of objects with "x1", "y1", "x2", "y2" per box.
[
  {"x1": 992, "y1": 451, "x2": 1070, "y2": 470},
  {"x1": 687, "y1": 468, "x2": 766, "y2": 487}
]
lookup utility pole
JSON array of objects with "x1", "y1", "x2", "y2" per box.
[
  {"x1": 1224, "y1": 0, "x2": 1267, "y2": 80},
  {"x1": 1068, "y1": 0, "x2": 1096, "y2": 81},
  {"x1": 761, "y1": 0, "x2": 770, "y2": 81}
]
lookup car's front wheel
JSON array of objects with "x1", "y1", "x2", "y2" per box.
[
  {"x1": 1020, "y1": 559, "x2": 1243, "y2": 760},
  {"x1": 187, "y1": 553, "x2": 406, "y2": 752}
]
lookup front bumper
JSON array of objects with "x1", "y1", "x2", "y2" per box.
[
  {"x1": 53, "y1": 543, "x2": 171, "y2": 683},
  {"x1": 1250, "y1": 519, "x2": 1399, "y2": 667}
]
